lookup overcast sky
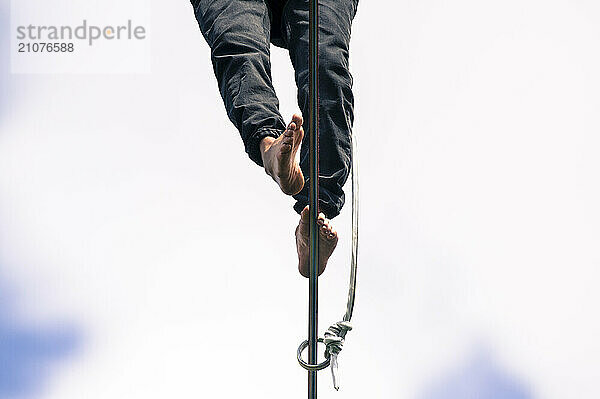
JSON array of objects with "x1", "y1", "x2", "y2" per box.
[{"x1": 1, "y1": 0, "x2": 600, "y2": 398}]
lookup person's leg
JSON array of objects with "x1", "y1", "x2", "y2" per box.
[
  {"x1": 191, "y1": 0, "x2": 306, "y2": 195},
  {"x1": 283, "y1": 0, "x2": 359, "y2": 219},
  {"x1": 190, "y1": 0, "x2": 285, "y2": 167},
  {"x1": 283, "y1": 0, "x2": 358, "y2": 276}
]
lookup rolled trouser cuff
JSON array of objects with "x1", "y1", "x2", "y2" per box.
[
  {"x1": 293, "y1": 186, "x2": 345, "y2": 219},
  {"x1": 246, "y1": 126, "x2": 284, "y2": 167}
]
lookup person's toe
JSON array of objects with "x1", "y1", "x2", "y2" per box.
[
  {"x1": 295, "y1": 126, "x2": 304, "y2": 145},
  {"x1": 328, "y1": 228, "x2": 337, "y2": 241},
  {"x1": 292, "y1": 113, "x2": 303, "y2": 127},
  {"x1": 319, "y1": 225, "x2": 328, "y2": 237}
]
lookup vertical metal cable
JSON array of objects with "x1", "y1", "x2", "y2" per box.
[{"x1": 308, "y1": 0, "x2": 319, "y2": 397}]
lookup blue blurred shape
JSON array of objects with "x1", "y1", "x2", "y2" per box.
[
  {"x1": 420, "y1": 347, "x2": 533, "y2": 399},
  {"x1": 0, "y1": 5, "x2": 80, "y2": 397},
  {"x1": 0, "y1": 292, "x2": 80, "y2": 399}
]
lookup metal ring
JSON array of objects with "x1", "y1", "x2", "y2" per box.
[{"x1": 297, "y1": 338, "x2": 331, "y2": 371}]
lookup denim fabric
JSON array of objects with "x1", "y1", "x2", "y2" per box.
[{"x1": 191, "y1": 0, "x2": 358, "y2": 219}]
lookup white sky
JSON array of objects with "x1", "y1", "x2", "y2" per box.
[{"x1": 1, "y1": 0, "x2": 600, "y2": 398}]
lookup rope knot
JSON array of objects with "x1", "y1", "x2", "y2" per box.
[{"x1": 323, "y1": 321, "x2": 352, "y2": 357}]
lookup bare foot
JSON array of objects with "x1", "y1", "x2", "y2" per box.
[
  {"x1": 296, "y1": 205, "x2": 339, "y2": 278},
  {"x1": 260, "y1": 114, "x2": 305, "y2": 195}
]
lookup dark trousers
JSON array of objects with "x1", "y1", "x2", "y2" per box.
[{"x1": 191, "y1": 0, "x2": 358, "y2": 218}]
